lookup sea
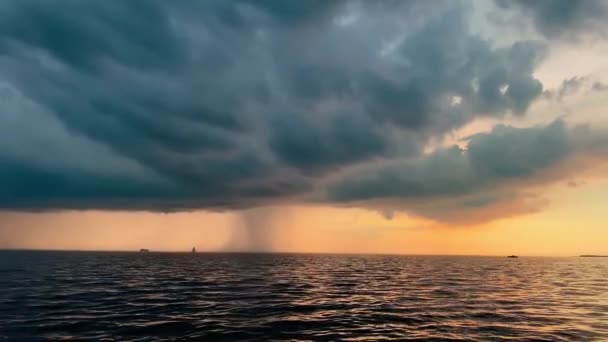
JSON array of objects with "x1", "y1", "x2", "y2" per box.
[{"x1": 1, "y1": 251, "x2": 607, "y2": 341}]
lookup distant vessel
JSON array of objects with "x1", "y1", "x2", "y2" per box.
[
  {"x1": 580, "y1": 255, "x2": 608, "y2": 257},
  {"x1": 191, "y1": 247, "x2": 196, "y2": 253},
  {"x1": 139, "y1": 249, "x2": 150, "y2": 252},
  {"x1": 507, "y1": 255, "x2": 518, "y2": 258}
]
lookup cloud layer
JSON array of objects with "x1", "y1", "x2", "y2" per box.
[
  {"x1": 0, "y1": 0, "x2": 606, "y2": 223},
  {"x1": 327, "y1": 120, "x2": 608, "y2": 222}
]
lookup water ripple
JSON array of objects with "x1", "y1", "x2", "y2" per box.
[{"x1": 0, "y1": 252, "x2": 607, "y2": 341}]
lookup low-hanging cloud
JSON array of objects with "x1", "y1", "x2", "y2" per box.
[
  {"x1": 0, "y1": 0, "x2": 606, "y2": 224},
  {"x1": 326, "y1": 120, "x2": 608, "y2": 223}
]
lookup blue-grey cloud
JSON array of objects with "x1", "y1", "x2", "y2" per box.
[
  {"x1": 326, "y1": 120, "x2": 608, "y2": 222},
  {"x1": 329, "y1": 121, "x2": 567, "y2": 201},
  {"x1": 269, "y1": 112, "x2": 390, "y2": 173},
  {"x1": 0, "y1": 0, "x2": 603, "y2": 219},
  {"x1": 496, "y1": 0, "x2": 608, "y2": 39}
]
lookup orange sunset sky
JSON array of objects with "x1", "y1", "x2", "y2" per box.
[{"x1": 2, "y1": 178, "x2": 608, "y2": 256}]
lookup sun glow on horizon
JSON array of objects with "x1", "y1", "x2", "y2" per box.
[{"x1": 2, "y1": 178, "x2": 607, "y2": 256}]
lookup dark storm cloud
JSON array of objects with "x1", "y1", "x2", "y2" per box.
[
  {"x1": 0, "y1": 0, "x2": 312, "y2": 210},
  {"x1": 326, "y1": 120, "x2": 608, "y2": 221},
  {"x1": 496, "y1": 0, "x2": 608, "y2": 39},
  {"x1": 328, "y1": 121, "x2": 570, "y2": 202},
  {"x1": 0, "y1": 0, "x2": 601, "y2": 215},
  {"x1": 269, "y1": 112, "x2": 389, "y2": 173},
  {"x1": 0, "y1": 157, "x2": 181, "y2": 210}
]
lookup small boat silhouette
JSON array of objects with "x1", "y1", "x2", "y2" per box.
[
  {"x1": 191, "y1": 247, "x2": 196, "y2": 253},
  {"x1": 507, "y1": 255, "x2": 518, "y2": 258},
  {"x1": 139, "y1": 249, "x2": 150, "y2": 252}
]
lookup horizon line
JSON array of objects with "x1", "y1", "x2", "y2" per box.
[{"x1": 0, "y1": 248, "x2": 591, "y2": 258}]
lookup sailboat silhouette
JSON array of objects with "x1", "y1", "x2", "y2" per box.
[{"x1": 191, "y1": 247, "x2": 196, "y2": 253}]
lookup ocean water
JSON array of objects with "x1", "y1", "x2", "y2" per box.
[{"x1": 1, "y1": 251, "x2": 607, "y2": 341}]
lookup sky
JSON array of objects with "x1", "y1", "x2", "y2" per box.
[{"x1": 1, "y1": 0, "x2": 607, "y2": 255}]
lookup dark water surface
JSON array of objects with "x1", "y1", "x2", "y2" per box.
[{"x1": 1, "y1": 251, "x2": 607, "y2": 341}]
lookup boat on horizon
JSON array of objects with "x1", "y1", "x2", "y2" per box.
[
  {"x1": 191, "y1": 247, "x2": 196, "y2": 253},
  {"x1": 507, "y1": 255, "x2": 518, "y2": 258},
  {"x1": 139, "y1": 249, "x2": 150, "y2": 252}
]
